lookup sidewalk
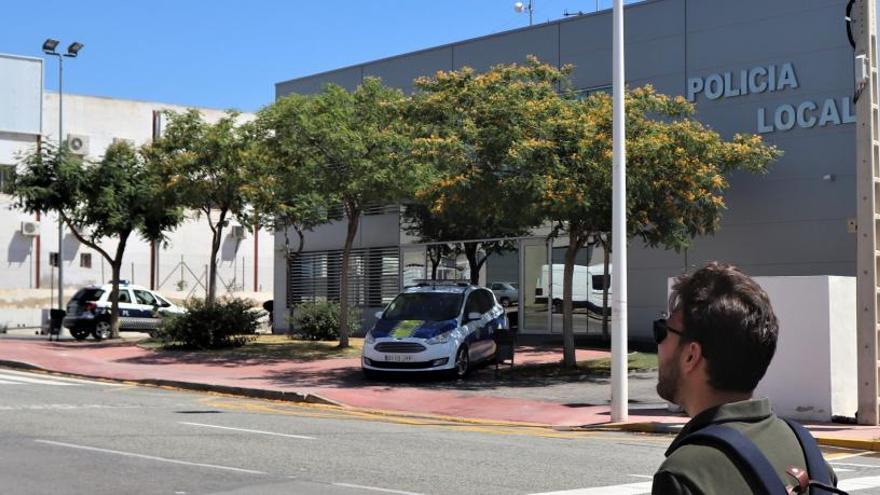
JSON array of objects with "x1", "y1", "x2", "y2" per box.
[{"x1": 0, "y1": 337, "x2": 877, "y2": 450}]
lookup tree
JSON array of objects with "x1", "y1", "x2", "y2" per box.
[
  {"x1": 9, "y1": 141, "x2": 183, "y2": 338},
  {"x1": 148, "y1": 110, "x2": 256, "y2": 303},
  {"x1": 246, "y1": 99, "x2": 338, "y2": 295},
  {"x1": 268, "y1": 78, "x2": 427, "y2": 348},
  {"x1": 407, "y1": 57, "x2": 568, "y2": 283},
  {"x1": 542, "y1": 86, "x2": 782, "y2": 367}
]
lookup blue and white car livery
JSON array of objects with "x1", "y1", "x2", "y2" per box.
[{"x1": 362, "y1": 283, "x2": 508, "y2": 377}]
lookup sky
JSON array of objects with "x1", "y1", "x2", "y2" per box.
[{"x1": 0, "y1": 0, "x2": 642, "y2": 112}]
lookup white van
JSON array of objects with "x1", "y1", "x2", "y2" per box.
[{"x1": 534, "y1": 263, "x2": 612, "y2": 314}]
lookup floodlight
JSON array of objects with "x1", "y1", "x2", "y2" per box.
[
  {"x1": 42, "y1": 39, "x2": 59, "y2": 53},
  {"x1": 66, "y1": 42, "x2": 84, "y2": 56}
]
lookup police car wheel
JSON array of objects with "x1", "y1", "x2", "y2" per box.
[
  {"x1": 70, "y1": 328, "x2": 90, "y2": 341},
  {"x1": 453, "y1": 346, "x2": 470, "y2": 378},
  {"x1": 92, "y1": 320, "x2": 112, "y2": 341}
]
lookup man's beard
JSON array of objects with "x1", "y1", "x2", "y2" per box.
[{"x1": 656, "y1": 349, "x2": 681, "y2": 404}]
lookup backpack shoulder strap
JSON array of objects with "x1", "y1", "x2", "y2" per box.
[
  {"x1": 782, "y1": 418, "x2": 834, "y2": 488},
  {"x1": 677, "y1": 424, "x2": 788, "y2": 495}
]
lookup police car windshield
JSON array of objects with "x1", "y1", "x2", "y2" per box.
[{"x1": 383, "y1": 293, "x2": 463, "y2": 321}]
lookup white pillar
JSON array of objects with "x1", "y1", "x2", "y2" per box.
[{"x1": 610, "y1": 0, "x2": 629, "y2": 423}]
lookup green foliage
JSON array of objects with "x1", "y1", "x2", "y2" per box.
[
  {"x1": 262, "y1": 78, "x2": 429, "y2": 346},
  {"x1": 290, "y1": 302, "x2": 361, "y2": 341},
  {"x1": 145, "y1": 110, "x2": 258, "y2": 303},
  {"x1": 405, "y1": 57, "x2": 571, "y2": 280},
  {"x1": 158, "y1": 297, "x2": 264, "y2": 349},
  {"x1": 9, "y1": 141, "x2": 184, "y2": 338}
]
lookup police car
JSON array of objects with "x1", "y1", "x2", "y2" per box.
[
  {"x1": 62, "y1": 282, "x2": 185, "y2": 341},
  {"x1": 362, "y1": 281, "x2": 509, "y2": 378}
]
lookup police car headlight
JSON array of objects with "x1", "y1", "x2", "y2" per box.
[
  {"x1": 365, "y1": 331, "x2": 376, "y2": 344},
  {"x1": 426, "y1": 331, "x2": 454, "y2": 345}
]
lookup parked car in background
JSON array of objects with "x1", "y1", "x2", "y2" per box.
[
  {"x1": 362, "y1": 281, "x2": 509, "y2": 378},
  {"x1": 489, "y1": 282, "x2": 519, "y2": 307},
  {"x1": 62, "y1": 282, "x2": 185, "y2": 341}
]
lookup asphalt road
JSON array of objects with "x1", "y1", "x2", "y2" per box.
[{"x1": 2, "y1": 368, "x2": 880, "y2": 495}]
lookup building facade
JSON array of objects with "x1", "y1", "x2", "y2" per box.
[
  {"x1": 273, "y1": 0, "x2": 859, "y2": 342},
  {"x1": 0, "y1": 53, "x2": 273, "y2": 330}
]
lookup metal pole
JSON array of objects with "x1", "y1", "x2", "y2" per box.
[
  {"x1": 529, "y1": 0, "x2": 534, "y2": 25},
  {"x1": 610, "y1": 0, "x2": 628, "y2": 423},
  {"x1": 57, "y1": 54, "x2": 64, "y2": 311}
]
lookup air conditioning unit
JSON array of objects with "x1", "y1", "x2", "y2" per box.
[
  {"x1": 67, "y1": 134, "x2": 90, "y2": 155},
  {"x1": 20, "y1": 221, "x2": 40, "y2": 236},
  {"x1": 230, "y1": 225, "x2": 247, "y2": 240}
]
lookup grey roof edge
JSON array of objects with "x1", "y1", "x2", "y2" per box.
[{"x1": 274, "y1": 0, "x2": 662, "y2": 90}]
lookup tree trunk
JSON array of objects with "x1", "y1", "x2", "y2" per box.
[
  {"x1": 207, "y1": 209, "x2": 228, "y2": 304},
  {"x1": 601, "y1": 233, "x2": 611, "y2": 340},
  {"x1": 562, "y1": 235, "x2": 580, "y2": 368},
  {"x1": 108, "y1": 262, "x2": 122, "y2": 339},
  {"x1": 108, "y1": 231, "x2": 130, "y2": 339},
  {"x1": 338, "y1": 208, "x2": 360, "y2": 348},
  {"x1": 463, "y1": 242, "x2": 488, "y2": 285}
]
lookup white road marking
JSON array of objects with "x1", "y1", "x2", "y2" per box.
[
  {"x1": 628, "y1": 475, "x2": 653, "y2": 479},
  {"x1": 0, "y1": 379, "x2": 24, "y2": 384},
  {"x1": 179, "y1": 422, "x2": 316, "y2": 440},
  {"x1": 833, "y1": 462, "x2": 880, "y2": 469},
  {"x1": 332, "y1": 483, "x2": 425, "y2": 495},
  {"x1": 835, "y1": 468, "x2": 856, "y2": 472},
  {"x1": 34, "y1": 440, "x2": 266, "y2": 475},
  {"x1": 0, "y1": 369, "x2": 124, "y2": 386},
  {"x1": 0, "y1": 373, "x2": 78, "y2": 386},
  {"x1": 527, "y1": 481, "x2": 653, "y2": 495},
  {"x1": 840, "y1": 475, "x2": 880, "y2": 491}
]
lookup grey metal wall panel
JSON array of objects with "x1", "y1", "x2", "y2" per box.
[
  {"x1": 452, "y1": 24, "x2": 559, "y2": 72},
  {"x1": 0, "y1": 55, "x2": 42, "y2": 135},
  {"x1": 359, "y1": 213, "x2": 400, "y2": 247},
  {"x1": 276, "y1": 66, "x2": 363, "y2": 98},
  {"x1": 686, "y1": 0, "x2": 846, "y2": 31},
  {"x1": 363, "y1": 47, "x2": 453, "y2": 94},
  {"x1": 687, "y1": 4, "x2": 849, "y2": 71},
  {"x1": 687, "y1": 219, "x2": 855, "y2": 267},
  {"x1": 561, "y1": 1, "x2": 684, "y2": 89}
]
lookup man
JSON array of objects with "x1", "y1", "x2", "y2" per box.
[{"x1": 652, "y1": 262, "x2": 837, "y2": 494}]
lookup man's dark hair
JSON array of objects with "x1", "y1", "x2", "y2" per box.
[{"x1": 669, "y1": 262, "x2": 778, "y2": 393}]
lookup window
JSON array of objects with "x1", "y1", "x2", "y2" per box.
[
  {"x1": 0, "y1": 165, "x2": 13, "y2": 193},
  {"x1": 592, "y1": 274, "x2": 611, "y2": 291},
  {"x1": 573, "y1": 85, "x2": 612, "y2": 100},
  {"x1": 80, "y1": 253, "x2": 92, "y2": 269},
  {"x1": 133, "y1": 290, "x2": 157, "y2": 306},
  {"x1": 476, "y1": 290, "x2": 495, "y2": 313},
  {"x1": 112, "y1": 290, "x2": 132, "y2": 304}
]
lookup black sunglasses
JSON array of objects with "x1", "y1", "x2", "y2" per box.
[{"x1": 653, "y1": 318, "x2": 684, "y2": 344}]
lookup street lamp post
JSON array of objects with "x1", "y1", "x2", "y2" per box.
[
  {"x1": 610, "y1": 0, "x2": 629, "y2": 423},
  {"x1": 514, "y1": 1, "x2": 534, "y2": 26},
  {"x1": 42, "y1": 39, "x2": 84, "y2": 310}
]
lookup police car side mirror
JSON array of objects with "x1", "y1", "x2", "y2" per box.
[{"x1": 374, "y1": 311, "x2": 384, "y2": 319}]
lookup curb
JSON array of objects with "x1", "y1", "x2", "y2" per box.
[
  {"x1": 576, "y1": 421, "x2": 880, "y2": 453},
  {"x1": 0, "y1": 360, "x2": 342, "y2": 407}
]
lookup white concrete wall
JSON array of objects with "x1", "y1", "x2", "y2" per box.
[
  {"x1": 0, "y1": 92, "x2": 273, "y2": 327},
  {"x1": 752, "y1": 276, "x2": 857, "y2": 422}
]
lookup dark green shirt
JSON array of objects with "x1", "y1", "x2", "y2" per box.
[{"x1": 652, "y1": 398, "x2": 837, "y2": 494}]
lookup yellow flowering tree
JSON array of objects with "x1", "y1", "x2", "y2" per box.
[
  {"x1": 407, "y1": 57, "x2": 571, "y2": 283},
  {"x1": 544, "y1": 86, "x2": 781, "y2": 367}
]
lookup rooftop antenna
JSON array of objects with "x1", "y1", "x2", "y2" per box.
[{"x1": 563, "y1": 0, "x2": 601, "y2": 16}]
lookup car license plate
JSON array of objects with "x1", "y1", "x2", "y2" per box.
[{"x1": 384, "y1": 354, "x2": 413, "y2": 362}]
